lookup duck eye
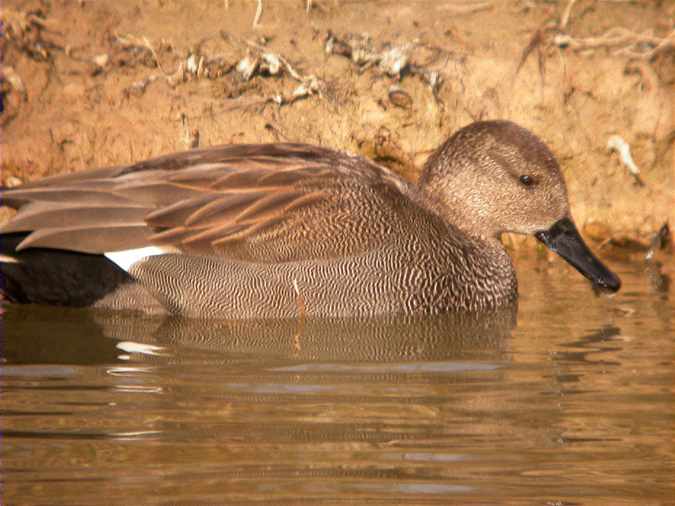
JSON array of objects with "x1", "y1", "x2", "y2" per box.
[{"x1": 519, "y1": 175, "x2": 534, "y2": 186}]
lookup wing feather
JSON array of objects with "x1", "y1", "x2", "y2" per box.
[
  {"x1": 184, "y1": 192, "x2": 269, "y2": 227},
  {"x1": 145, "y1": 194, "x2": 221, "y2": 228},
  {"x1": 212, "y1": 215, "x2": 286, "y2": 245},
  {"x1": 0, "y1": 202, "x2": 151, "y2": 233},
  {"x1": 16, "y1": 225, "x2": 151, "y2": 253},
  {"x1": 2, "y1": 187, "x2": 137, "y2": 207},
  {"x1": 2, "y1": 143, "x2": 419, "y2": 259},
  {"x1": 233, "y1": 190, "x2": 306, "y2": 223},
  {"x1": 115, "y1": 181, "x2": 204, "y2": 206}
]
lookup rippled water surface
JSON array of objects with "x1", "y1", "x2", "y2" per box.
[{"x1": 1, "y1": 256, "x2": 673, "y2": 505}]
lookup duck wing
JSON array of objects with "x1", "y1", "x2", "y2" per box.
[{"x1": 1, "y1": 143, "x2": 421, "y2": 262}]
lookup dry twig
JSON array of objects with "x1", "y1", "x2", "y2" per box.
[
  {"x1": 560, "y1": 0, "x2": 577, "y2": 30},
  {"x1": 325, "y1": 32, "x2": 448, "y2": 105},
  {"x1": 221, "y1": 31, "x2": 324, "y2": 105},
  {"x1": 554, "y1": 27, "x2": 675, "y2": 60},
  {"x1": 436, "y1": 1, "x2": 493, "y2": 15},
  {"x1": 252, "y1": 0, "x2": 263, "y2": 29}
]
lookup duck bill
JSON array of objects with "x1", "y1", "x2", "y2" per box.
[{"x1": 535, "y1": 217, "x2": 621, "y2": 293}]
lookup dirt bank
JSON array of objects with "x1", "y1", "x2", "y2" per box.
[{"x1": 2, "y1": 0, "x2": 673, "y2": 254}]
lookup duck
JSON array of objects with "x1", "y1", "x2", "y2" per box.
[{"x1": 0, "y1": 120, "x2": 620, "y2": 318}]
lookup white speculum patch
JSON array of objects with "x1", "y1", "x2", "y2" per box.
[{"x1": 105, "y1": 246, "x2": 171, "y2": 272}]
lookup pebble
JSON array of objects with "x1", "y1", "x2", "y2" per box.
[
  {"x1": 93, "y1": 53, "x2": 109, "y2": 68},
  {"x1": 5, "y1": 176, "x2": 23, "y2": 188}
]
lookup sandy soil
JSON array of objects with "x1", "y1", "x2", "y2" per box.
[{"x1": 1, "y1": 0, "x2": 673, "y2": 254}]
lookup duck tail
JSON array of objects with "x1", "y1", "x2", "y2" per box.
[{"x1": 0, "y1": 233, "x2": 133, "y2": 306}]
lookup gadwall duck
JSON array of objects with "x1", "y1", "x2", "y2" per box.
[{"x1": 0, "y1": 120, "x2": 620, "y2": 318}]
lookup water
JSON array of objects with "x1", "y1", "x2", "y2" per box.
[{"x1": 1, "y1": 256, "x2": 673, "y2": 505}]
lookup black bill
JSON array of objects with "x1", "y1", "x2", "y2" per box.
[{"x1": 535, "y1": 217, "x2": 621, "y2": 293}]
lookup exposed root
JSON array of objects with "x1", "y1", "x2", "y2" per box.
[
  {"x1": 624, "y1": 60, "x2": 660, "y2": 92},
  {"x1": 436, "y1": 1, "x2": 493, "y2": 15},
  {"x1": 559, "y1": 0, "x2": 577, "y2": 31},
  {"x1": 1, "y1": 8, "x2": 49, "y2": 37},
  {"x1": 324, "y1": 32, "x2": 447, "y2": 102},
  {"x1": 222, "y1": 31, "x2": 324, "y2": 106},
  {"x1": 252, "y1": 0, "x2": 263, "y2": 29},
  {"x1": 115, "y1": 33, "x2": 169, "y2": 74},
  {"x1": 115, "y1": 30, "x2": 319, "y2": 103},
  {"x1": 1, "y1": 7, "x2": 61, "y2": 61},
  {"x1": 325, "y1": 32, "x2": 412, "y2": 78},
  {"x1": 238, "y1": 35, "x2": 311, "y2": 83},
  {"x1": 516, "y1": 27, "x2": 546, "y2": 85},
  {"x1": 554, "y1": 27, "x2": 675, "y2": 61}
]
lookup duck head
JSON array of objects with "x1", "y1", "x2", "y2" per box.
[{"x1": 420, "y1": 120, "x2": 620, "y2": 293}]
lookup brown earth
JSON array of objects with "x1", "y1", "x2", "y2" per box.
[{"x1": 1, "y1": 0, "x2": 673, "y2": 255}]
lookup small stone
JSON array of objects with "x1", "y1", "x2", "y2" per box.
[
  {"x1": 388, "y1": 85, "x2": 412, "y2": 110},
  {"x1": 5, "y1": 176, "x2": 23, "y2": 188},
  {"x1": 261, "y1": 53, "x2": 281, "y2": 75},
  {"x1": 93, "y1": 53, "x2": 109, "y2": 68}
]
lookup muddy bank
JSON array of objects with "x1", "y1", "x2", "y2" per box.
[{"x1": 1, "y1": 0, "x2": 673, "y2": 254}]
